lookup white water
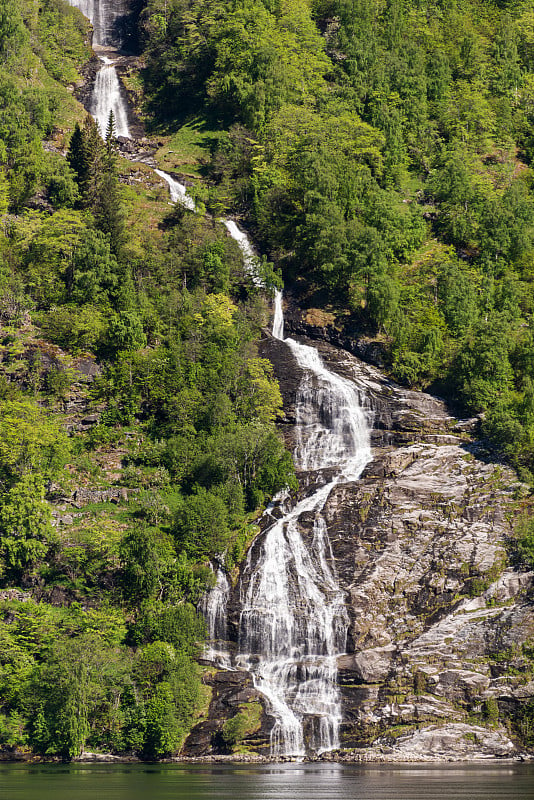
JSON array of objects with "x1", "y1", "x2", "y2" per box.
[
  {"x1": 69, "y1": 0, "x2": 104, "y2": 45},
  {"x1": 154, "y1": 169, "x2": 196, "y2": 211},
  {"x1": 66, "y1": 0, "x2": 131, "y2": 139},
  {"x1": 223, "y1": 220, "x2": 262, "y2": 285},
  {"x1": 153, "y1": 176, "x2": 264, "y2": 286},
  {"x1": 69, "y1": 0, "x2": 372, "y2": 757},
  {"x1": 90, "y1": 57, "x2": 131, "y2": 138},
  {"x1": 272, "y1": 290, "x2": 284, "y2": 340},
  {"x1": 233, "y1": 289, "x2": 372, "y2": 755},
  {"x1": 68, "y1": 0, "x2": 126, "y2": 47},
  {"x1": 200, "y1": 568, "x2": 232, "y2": 668}
]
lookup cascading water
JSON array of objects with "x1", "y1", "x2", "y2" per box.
[
  {"x1": 68, "y1": 0, "x2": 372, "y2": 756},
  {"x1": 231, "y1": 289, "x2": 372, "y2": 756},
  {"x1": 200, "y1": 568, "x2": 232, "y2": 669},
  {"x1": 90, "y1": 57, "x2": 131, "y2": 138},
  {"x1": 154, "y1": 169, "x2": 196, "y2": 211},
  {"x1": 67, "y1": 1, "x2": 131, "y2": 139},
  {"x1": 68, "y1": 0, "x2": 128, "y2": 47},
  {"x1": 69, "y1": 0, "x2": 104, "y2": 45},
  {"x1": 223, "y1": 220, "x2": 262, "y2": 285}
]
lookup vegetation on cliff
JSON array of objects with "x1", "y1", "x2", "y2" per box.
[
  {"x1": 1, "y1": 0, "x2": 534, "y2": 760},
  {"x1": 141, "y1": 0, "x2": 534, "y2": 484},
  {"x1": 0, "y1": 0, "x2": 294, "y2": 759}
]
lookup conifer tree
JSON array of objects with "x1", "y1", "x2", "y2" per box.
[
  {"x1": 94, "y1": 111, "x2": 126, "y2": 255},
  {"x1": 105, "y1": 109, "x2": 117, "y2": 159},
  {"x1": 66, "y1": 122, "x2": 86, "y2": 184},
  {"x1": 81, "y1": 114, "x2": 105, "y2": 211}
]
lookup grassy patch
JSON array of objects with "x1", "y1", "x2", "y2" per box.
[{"x1": 155, "y1": 118, "x2": 221, "y2": 177}]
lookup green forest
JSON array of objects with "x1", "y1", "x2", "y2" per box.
[{"x1": 0, "y1": 0, "x2": 534, "y2": 759}]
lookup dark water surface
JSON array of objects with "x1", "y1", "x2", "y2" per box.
[{"x1": 1, "y1": 762, "x2": 534, "y2": 800}]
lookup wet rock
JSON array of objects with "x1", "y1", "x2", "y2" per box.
[{"x1": 192, "y1": 330, "x2": 534, "y2": 760}]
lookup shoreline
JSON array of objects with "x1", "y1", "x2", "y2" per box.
[{"x1": 1, "y1": 751, "x2": 532, "y2": 766}]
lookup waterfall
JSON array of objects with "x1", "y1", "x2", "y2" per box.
[
  {"x1": 69, "y1": 0, "x2": 104, "y2": 45},
  {"x1": 68, "y1": 0, "x2": 127, "y2": 47},
  {"x1": 223, "y1": 220, "x2": 262, "y2": 285},
  {"x1": 90, "y1": 57, "x2": 130, "y2": 138},
  {"x1": 232, "y1": 288, "x2": 371, "y2": 756},
  {"x1": 66, "y1": 1, "x2": 132, "y2": 139},
  {"x1": 67, "y1": 0, "x2": 371, "y2": 754},
  {"x1": 197, "y1": 227, "x2": 372, "y2": 756},
  {"x1": 200, "y1": 568, "x2": 232, "y2": 669},
  {"x1": 154, "y1": 169, "x2": 196, "y2": 211},
  {"x1": 272, "y1": 289, "x2": 284, "y2": 340}
]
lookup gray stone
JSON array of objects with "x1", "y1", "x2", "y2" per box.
[{"x1": 186, "y1": 331, "x2": 534, "y2": 760}]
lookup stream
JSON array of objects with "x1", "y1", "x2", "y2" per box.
[{"x1": 66, "y1": 0, "x2": 374, "y2": 759}]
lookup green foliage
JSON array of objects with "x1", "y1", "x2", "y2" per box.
[
  {"x1": 514, "y1": 513, "x2": 534, "y2": 569},
  {"x1": 483, "y1": 697, "x2": 500, "y2": 727},
  {"x1": 0, "y1": 0, "x2": 26, "y2": 58},
  {"x1": 221, "y1": 711, "x2": 248, "y2": 749},
  {"x1": 173, "y1": 488, "x2": 231, "y2": 560},
  {"x1": 135, "y1": 642, "x2": 201, "y2": 758},
  {"x1": 0, "y1": 0, "x2": 267, "y2": 763},
  {"x1": 38, "y1": 305, "x2": 107, "y2": 353},
  {"x1": 221, "y1": 702, "x2": 262, "y2": 751},
  {"x1": 120, "y1": 526, "x2": 178, "y2": 603},
  {"x1": 7, "y1": 0, "x2": 534, "y2": 763},
  {"x1": 0, "y1": 400, "x2": 70, "y2": 483},
  {"x1": 0, "y1": 474, "x2": 55, "y2": 579},
  {"x1": 138, "y1": 0, "x2": 534, "y2": 481},
  {"x1": 66, "y1": 115, "x2": 127, "y2": 253},
  {"x1": 30, "y1": 634, "x2": 133, "y2": 758}
]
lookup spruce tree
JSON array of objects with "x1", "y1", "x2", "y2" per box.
[
  {"x1": 66, "y1": 123, "x2": 86, "y2": 182},
  {"x1": 82, "y1": 114, "x2": 105, "y2": 211},
  {"x1": 94, "y1": 111, "x2": 126, "y2": 255}
]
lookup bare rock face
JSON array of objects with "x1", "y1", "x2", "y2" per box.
[
  {"x1": 189, "y1": 330, "x2": 534, "y2": 760},
  {"x1": 345, "y1": 723, "x2": 518, "y2": 761},
  {"x1": 297, "y1": 336, "x2": 533, "y2": 755}
]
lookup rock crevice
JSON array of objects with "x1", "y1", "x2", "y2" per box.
[{"x1": 187, "y1": 331, "x2": 534, "y2": 760}]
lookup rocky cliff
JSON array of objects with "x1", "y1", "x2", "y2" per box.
[{"x1": 185, "y1": 317, "x2": 534, "y2": 762}]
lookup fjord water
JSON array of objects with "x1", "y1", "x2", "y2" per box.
[{"x1": 1, "y1": 763, "x2": 533, "y2": 800}]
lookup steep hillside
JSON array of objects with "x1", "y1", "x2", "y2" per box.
[
  {"x1": 0, "y1": 0, "x2": 291, "y2": 760},
  {"x1": 1, "y1": 0, "x2": 534, "y2": 764},
  {"x1": 184, "y1": 330, "x2": 534, "y2": 760}
]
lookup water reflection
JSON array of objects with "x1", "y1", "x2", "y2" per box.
[{"x1": 0, "y1": 763, "x2": 533, "y2": 800}]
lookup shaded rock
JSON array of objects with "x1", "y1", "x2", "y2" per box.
[
  {"x1": 71, "y1": 487, "x2": 129, "y2": 507},
  {"x1": 192, "y1": 329, "x2": 534, "y2": 760},
  {"x1": 338, "y1": 647, "x2": 394, "y2": 683}
]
